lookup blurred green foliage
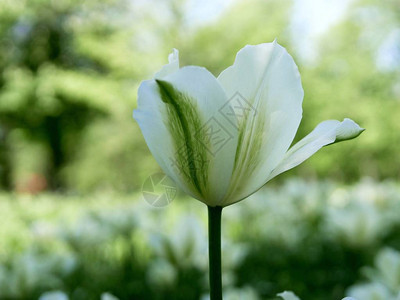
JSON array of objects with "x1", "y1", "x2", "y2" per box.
[
  {"x1": 347, "y1": 247, "x2": 400, "y2": 299},
  {"x1": 0, "y1": 0, "x2": 159, "y2": 191},
  {"x1": 1, "y1": 179, "x2": 400, "y2": 299},
  {"x1": 0, "y1": 0, "x2": 399, "y2": 299},
  {"x1": 0, "y1": 0, "x2": 399, "y2": 192}
]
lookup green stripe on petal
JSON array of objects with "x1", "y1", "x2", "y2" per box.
[
  {"x1": 136, "y1": 65, "x2": 238, "y2": 206},
  {"x1": 229, "y1": 100, "x2": 266, "y2": 197},
  {"x1": 218, "y1": 41, "x2": 304, "y2": 205},
  {"x1": 156, "y1": 79, "x2": 209, "y2": 197}
]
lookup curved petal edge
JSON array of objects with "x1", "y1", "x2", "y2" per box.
[
  {"x1": 217, "y1": 41, "x2": 304, "y2": 205},
  {"x1": 266, "y1": 118, "x2": 365, "y2": 181},
  {"x1": 154, "y1": 49, "x2": 179, "y2": 79}
]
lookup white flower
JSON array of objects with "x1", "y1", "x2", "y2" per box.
[
  {"x1": 134, "y1": 41, "x2": 364, "y2": 207},
  {"x1": 278, "y1": 291, "x2": 357, "y2": 300},
  {"x1": 39, "y1": 291, "x2": 69, "y2": 300},
  {"x1": 347, "y1": 282, "x2": 393, "y2": 300},
  {"x1": 375, "y1": 248, "x2": 400, "y2": 291},
  {"x1": 278, "y1": 291, "x2": 301, "y2": 300},
  {"x1": 101, "y1": 293, "x2": 120, "y2": 300}
]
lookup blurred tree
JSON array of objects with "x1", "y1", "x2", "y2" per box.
[
  {"x1": 179, "y1": 0, "x2": 293, "y2": 75},
  {"x1": 0, "y1": 0, "x2": 138, "y2": 190},
  {"x1": 0, "y1": 0, "x2": 194, "y2": 193},
  {"x1": 296, "y1": 0, "x2": 400, "y2": 182},
  {"x1": 1, "y1": 0, "x2": 398, "y2": 192}
]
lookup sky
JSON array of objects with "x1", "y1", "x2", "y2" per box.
[
  {"x1": 185, "y1": 0, "x2": 354, "y2": 62},
  {"x1": 290, "y1": 0, "x2": 354, "y2": 62},
  {"x1": 132, "y1": 0, "x2": 398, "y2": 70}
]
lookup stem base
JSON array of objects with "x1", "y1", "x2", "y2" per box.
[{"x1": 208, "y1": 205, "x2": 223, "y2": 300}]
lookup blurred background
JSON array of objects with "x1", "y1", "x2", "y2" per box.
[{"x1": 0, "y1": 0, "x2": 399, "y2": 299}]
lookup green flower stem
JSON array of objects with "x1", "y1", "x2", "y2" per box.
[{"x1": 208, "y1": 205, "x2": 223, "y2": 300}]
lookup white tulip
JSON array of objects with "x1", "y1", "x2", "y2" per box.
[
  {"x1": 278, "y1": 291, "x2": 301, "y2": 300},
  {"x1": 39, "y1": 291, "x2": 69, "y2": 300},
  {"x1": 134, "y1": 41, "x2": 364, "y2": 207},
  {"x1": 278, "y1": 291, "x2": 357, "y2": 300}
]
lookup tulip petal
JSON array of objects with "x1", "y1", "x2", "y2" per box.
[
  {"x1": 277, "y1": 291, "x2": 301, "y2": 300},
  {"x1": 134, "y1": 66, "x2": 238, "y2": 206},
  {"x1": 217, "y1": 41, "x2": 304, "y2": 205},
  {"x1": 266, "y1": 118, "x2": 365, "y2": 181},
  {"x1": 154, "y1": 49, "x2": 179, "y2": 79}
]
